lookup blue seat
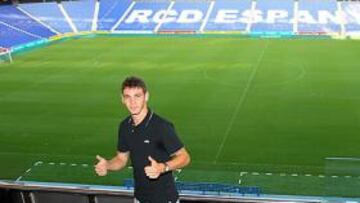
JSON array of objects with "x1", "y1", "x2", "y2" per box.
[
  {"x1": 0, "y1": 23, "x2": 40, "y2": 48},
  {"x1": 0, "y1": 5, "x2": 55, "y2": 38},
  {"x1": 62, "y1": 0, "x2": 96, "y2": 32},
  {"x1": 97, "y1": 0, "x2": 132, "y2": 31},
  {"x1": 19, "y1": 2, "x2": 72, "y2": 34},
  {"x1": 298, "y1": 0, "x2": 340, "y2": 34},
  {"x1": 251, "y1": 0, "x2": 294, "y2": 33}
]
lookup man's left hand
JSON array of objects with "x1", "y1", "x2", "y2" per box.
[{"x1": 144, "y1": 156, "x2": 165, "y2": 179}]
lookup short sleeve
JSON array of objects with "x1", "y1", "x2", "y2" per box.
[
  {"x1": 117, "y1": 123, "x2": 129, "y2": 152},
  {"x1": 162, "y1": 122, "x2": 184, "y2": 155}
]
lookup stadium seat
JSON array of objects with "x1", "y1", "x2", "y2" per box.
[
  {"x1": 298, "y1": 0, "x2": 341, "y2": 34},
  {"x1": 18, "y1": 2, "x2": 72, "y2": 34},
  {"x1": 0, "y1": 5, "x2": 56, "y2": 38},
  {"x1": 342, "y1": 1, "x2": 360, "y2": 33},
  {"x1": 205, "y1": 0, "x2": 252, "y2": 32},
  {"x1": 97, "y1": 0, "x2": 132, "y2": 31},
  {"x1": 0, "y1": 22, "x2": 41, "y2": 48},
  {"x1": 251, "y1": 0, "x2": 294, "y2": 33},
  {"x1": 115, "y1": 1, "x2": 170, "y2": 31},
  {"x1": 62, "y1": 0, "x2": 96, "y2": 32},
  {"x1": 159, "y1": 1, "x2": 210, "y2": 32}
]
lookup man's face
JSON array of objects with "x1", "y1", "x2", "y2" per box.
[{"x1": 122, "y1": 87, "x2": 148, "y2": 116}]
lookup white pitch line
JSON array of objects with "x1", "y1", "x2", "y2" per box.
[
  {"x1": 38, "y1": 161, "x2": 92, "y2": 168},
  {"x1": 16, "y1": 160, "x2": 42, "y2": 181},
  {"x1": 231, "y1": 170, "x2": 359, "y2": 180},
  {"x1": 16, "y1": 160, "x2": 95, "y2": 182},
  {"x1": 240, "y1": 172, "x2": 248, "y2": 176},
  {"x1": 214, "y1": 40, "x2": 270, "y2": 163},
  {"x1": 16, "y1": 176, "x2": 23, "y2": 181},
  {"x1": 174, "y1": 169, "x2": 183, "y2": 182},
  {"x1": 238, "y1": 172, "x2": 247, "y2": 185},
  {"x1": 326, "y1": 157, "x2": 360, "y2": 161},
  {"x1": 34, "y1": 161, "x2": 43, "y2": 166}
]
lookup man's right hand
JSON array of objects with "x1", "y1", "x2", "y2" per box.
[{"x1": 95, "y1": 155, "x2": 108, "y2": 176}]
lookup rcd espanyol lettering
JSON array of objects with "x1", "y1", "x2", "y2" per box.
[
  {"x1": 124, "y1": 9, "x2": 353, "y2": 24},
  {"x1": 125, "y1": 9, "x2": 204, "y2": 24}
]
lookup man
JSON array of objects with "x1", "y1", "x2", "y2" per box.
[{"x1": 95, "y1": 76, "x2": 190, "y2": 203}]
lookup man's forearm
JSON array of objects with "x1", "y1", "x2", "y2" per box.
[
  {"x1": 165, "y1": 148, "x2": 190, "y2": 171},
  {"x1": 106, "y1": 156, "x2": 127, "y2": 171}
]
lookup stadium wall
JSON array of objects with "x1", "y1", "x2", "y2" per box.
[{"x1": 0, "y1": 180, "x2": 325, "y2": 203}]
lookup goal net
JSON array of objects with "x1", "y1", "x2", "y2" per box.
[{"x1": 0, "y1": 47, "x2": 13, "y2": 63}]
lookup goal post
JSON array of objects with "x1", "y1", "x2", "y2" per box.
[{"x1": 0, "y1": 47, "x2": 13, "y2": 63}]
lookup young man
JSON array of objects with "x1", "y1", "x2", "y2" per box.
[{"x1": 95, "y1": 76, "x2": 190, "y2": 203}]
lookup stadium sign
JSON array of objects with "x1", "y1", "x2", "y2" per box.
[
  {"x1": 125, "y1": 9, "x2": 204, "y2": 24},
  {"x1": 124, "y1": 9, "x2": 360, "y2": 24}
]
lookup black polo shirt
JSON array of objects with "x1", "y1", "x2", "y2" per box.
[{"x1": 117, "y1": 110, "x2": 184, "y2": 203}]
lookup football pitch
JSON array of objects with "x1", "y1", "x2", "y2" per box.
[{"x1": 0, "y1": 36, "x2": 360, "y2": 197}]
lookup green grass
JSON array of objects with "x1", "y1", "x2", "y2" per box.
[{"x1": 1, "y1": 36, "x2": 360, "y2": 197}]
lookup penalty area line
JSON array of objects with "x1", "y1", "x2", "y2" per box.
[
  {"x1": 237, "y1": 171, "x2": 355, "y2": 179},
  {"x1": 174, "y1": 169, "x2": 182, "y2": 181},
  {"x1": 16, "y1": 160, "x2": 43, "y2": 181},
  {"x1": 15, "y1": 160, "x2": 93, "y2": 182},
  {"x1": 239, "y1": 171, "x2": 248, "y2": 184}
]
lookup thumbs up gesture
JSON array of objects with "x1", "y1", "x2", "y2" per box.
[
  {"x1": 144, "y1": 156, "x2": 166, "y2": 179},
  {"x1": 95, "y1": 155, "x2": 108, "y2": 176}
]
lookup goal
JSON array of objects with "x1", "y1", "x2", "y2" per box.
[{"x1": 0, "y1": 47, "x2": 13, "y2": 63}]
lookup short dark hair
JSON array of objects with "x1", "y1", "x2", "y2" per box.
[{"x1": 121, "y1": 76, "x2": 147, "y2": 94}]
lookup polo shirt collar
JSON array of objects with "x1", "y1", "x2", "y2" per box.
[{"x1": 129, "y1": 109, "x2": 153, "y2": 129}]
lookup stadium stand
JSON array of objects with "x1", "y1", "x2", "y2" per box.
[
  {"x1": 251, "y1": 0, "x2": 294, "y2": 33},
  {"x1": 114, "y1": 1, "x2": 170, "y2": 31},
  {"x1": 18, "y1": 2, "x2": 72, "y2": 34},
  {"x1": 159, "y1": 1, "x2": 210, "y2": 32},
  {"x1": 61, "y1": 0, "x2": 96, "y2": 32},
  {"x1": 0, "y1": 5, "x2": 56, "y2": 38},
  {"x1": 297, "y1": 0, "x2": 341, "y2": 34},
  {"x1": 97, "y1": 0, "x2": 132, "y2": 31},
  {"x1": 204, "y1": 0, "x2": 252, "y2": 32},
  {"x1": 342, "y1": 1, "x2": 360, "y2": 33},
  {"x1": 0, "y1": 19, "x2": 43, "y2": 48},
  {"x1": 2, "y1": 0, "x2": 360, "y2": 48}
]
